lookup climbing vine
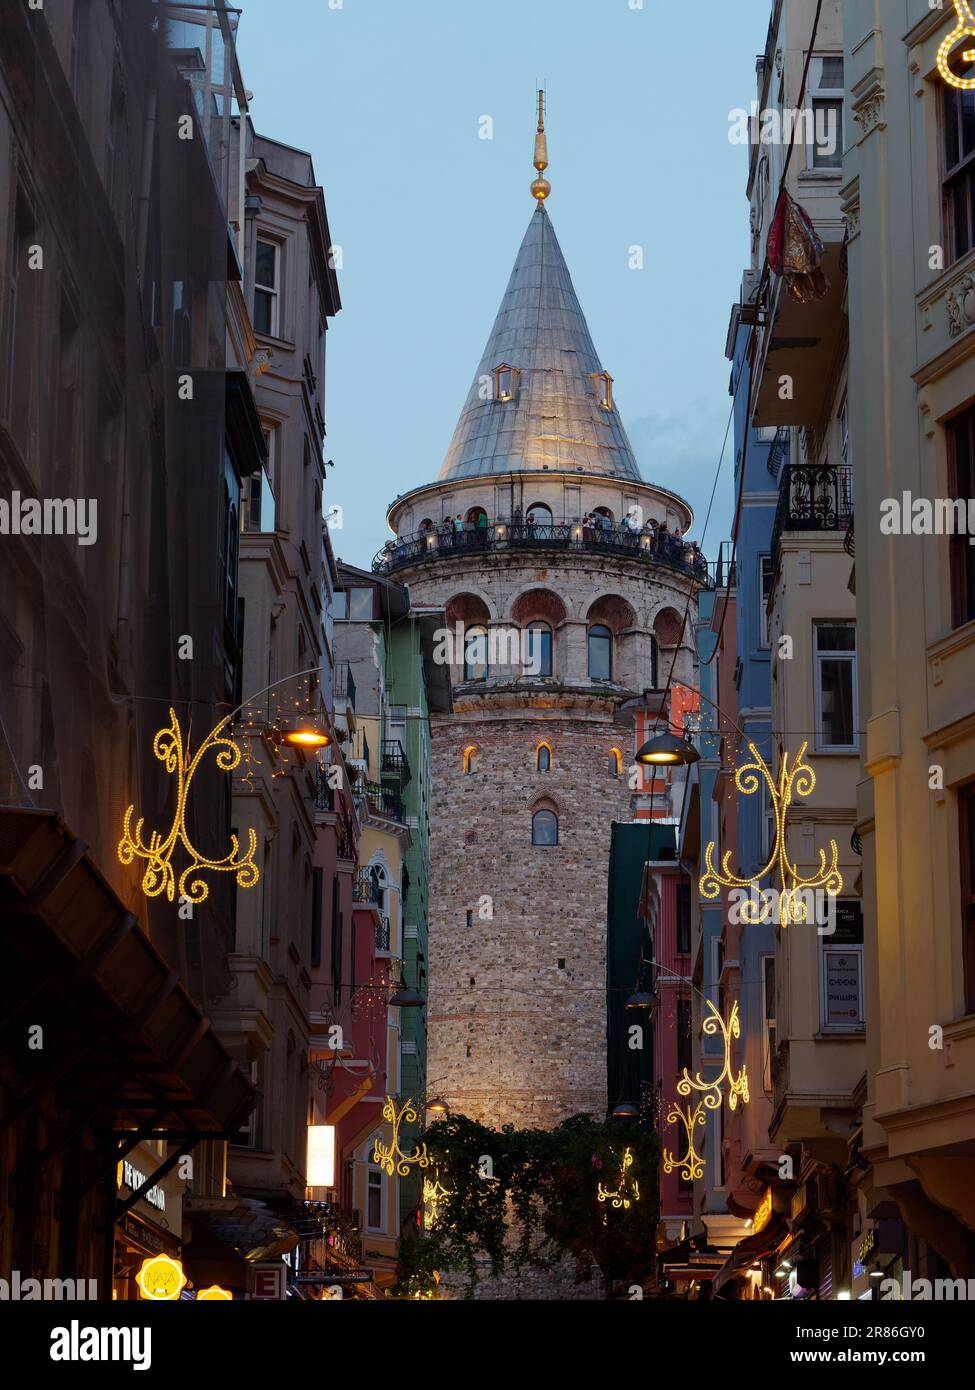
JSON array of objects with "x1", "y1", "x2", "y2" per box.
[{"x1": 392, "y1": 1114, "x2": 659, "y2": 1299}]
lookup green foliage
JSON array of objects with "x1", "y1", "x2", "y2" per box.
[{"x1": 392, "y1": 1114, "x2": 659, "y2": 1299}]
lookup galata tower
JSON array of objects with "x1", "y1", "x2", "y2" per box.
[{"x1": 375, "y1": 98, "x2": 704, "y2": 1142}]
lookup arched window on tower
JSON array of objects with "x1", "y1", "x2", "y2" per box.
[
  {"x1": 588, "y1": 624, "x2": 613, "y2": 681},
  {"x1": 464, "y1": 626, "x2": 489, "y2": 682},
  {"x1": 463, "y1": 745, "x2": 479, "y2": 775},
  {"x1": 532, "y1": 807, "x2": 559, "y2": 846},
  {"x1": 536, "y1": 742, "x2": 552, "y2": 773},
  {"x1": 608, "y1": 747, "x2": 623, "y2": 776},
  {"x1": 525, "y1": 621, "x2": 552, "y2": 677}
]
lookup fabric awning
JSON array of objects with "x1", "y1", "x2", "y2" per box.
[{"x1": 711, "y1": 1215, "x2": 789, "y2": 1295}]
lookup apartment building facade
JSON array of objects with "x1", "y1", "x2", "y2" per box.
[{"x1": 845, "y1": 0, "x2": 975, "y2": 1279}]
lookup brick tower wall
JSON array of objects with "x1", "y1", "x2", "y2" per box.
[{"x1": 426, "y1": 708, "x2": 634, "y2": 1130}]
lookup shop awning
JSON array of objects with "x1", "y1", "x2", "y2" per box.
[
  {"x1": 182, "y1": 1196, "x2": 298, "y2": 1264},
  {"x1": 0, "y1": 808, "x2": 255, "y2": 1139},
  {"x1": 711, "y1": 1215, "x2": 789, "y2": 1296}
]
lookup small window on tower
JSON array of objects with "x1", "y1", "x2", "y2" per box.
[
  {"x1": 494, "y1": 363, "x2": 520, "y2": 402},
  {"x1": 536, "y1": 742, "x2": 552, "y2": 772},
  {"x1": 591, "y1": 371, "x2": 614, "y2": 411}
]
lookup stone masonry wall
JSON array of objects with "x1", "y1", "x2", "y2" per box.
[{"x1": 426, "y1": 705, "x2": 633, "y2": 1129}]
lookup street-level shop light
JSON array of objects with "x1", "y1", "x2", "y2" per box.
[{"x1": 424, "y1": 1096, "x2": 449, "y2": 1115}]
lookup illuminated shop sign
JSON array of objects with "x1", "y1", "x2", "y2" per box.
[{"x1": 118, "y1": 1160, "x2": 166, "y2": 1212}]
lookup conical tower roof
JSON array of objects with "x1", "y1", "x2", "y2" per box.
[{"x1": 439, "y1": 203, "x2": 643, "y2": 483}]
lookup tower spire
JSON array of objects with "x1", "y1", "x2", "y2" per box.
[{"x1": 531, "y1": 89, "x2": 551, "y2": 205}]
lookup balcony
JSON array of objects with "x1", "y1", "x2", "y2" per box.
[
  {"x1": 380, "y1": 739, "x2": 411, "y2": 789},
  {"x1": 372, "y1": 518, "x2": 710, "y2": 587},
  {"x1": 766, "y1": 426, "x2": 791, "y2": 482},
  {"x1": 336, "y1": 813, "x2": 356, "y2": 864},
  {"x1": 314, "y1": 766, "x2": 334, "y2": 813},
  {"x1": 752, "y1": 239, "x2": 847, "y2": 427},
  {"x1": 362, "y1": 783, "x2": 405, "y2": 825},
  {"x1": 375, "y1": 915, "x2": 391, "y2": 952},
  {"x1": 771, "y1": 464, "x2": 853, "y2": 566},
  {"x1": 711, "y1": 541, "x2": 737, "y2": 590},
  {"x1": 353, "y1": 869, "x2": 381, "y2": 906}
]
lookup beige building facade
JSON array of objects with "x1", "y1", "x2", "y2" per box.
[{"x1": 846, "y1": 0, "x2": 975, "y2": 1275}]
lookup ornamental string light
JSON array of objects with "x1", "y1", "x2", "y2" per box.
[
  {"x1": 119, "y1": 709, "x2": 259, "y2": 904},
  {"x1": 373, "y1": 1097, "x2": 431, "y2": 1177},
  {"x1": 662, "y1": 1102, "x2": 706, "y2": 1183},
  {"x1": 422, "y1": 1174, "x2": 453, "y2": 1228},
  {"x1": 938, "y1": 1, "x2": 975, "y2": 90},
  {"x1": 699, "y1": 741, "x2": 842, "y2": 927},
  {"x1": 596, "y1": 1147, "x2": 640, "y2": 1210},
  {"x1": 676, "y1": 1000, "x2": 750, "y2": 1112}
]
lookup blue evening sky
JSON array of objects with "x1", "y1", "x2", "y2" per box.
[{"x1": 236, "y1": 0, "x2": 772, "y2": 568}]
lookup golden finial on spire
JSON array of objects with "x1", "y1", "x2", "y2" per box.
[{"x1": 531, "y1": 89, "x2": 551, "y2": 204}]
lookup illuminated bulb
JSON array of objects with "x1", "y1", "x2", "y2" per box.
[{"x1": 938, "y1": 2, "x2": 975, "y2": 89}]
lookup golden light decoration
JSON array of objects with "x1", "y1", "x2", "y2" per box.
[
  {"x1": 662, "y1": 1102, "x2": 706, "y2": 1183},
  {"x1": 119, "y1": 709, "x2": 259, "y2": 904},
  {"x1": 939, "y1": 1, "x2": 975, "y2": 89},
  {"x1": 677, "y1": 1000, "x2": 750, "y2": 1111},
  {"x1": 196, "y1": 1285, "x2": 233, "y2": 1301},
  {"x1": 135, "y1": 1254, "x2": 187, "y2": 1301},
  {"x1": 422, "y1": 1174, "x2": 453, "y2": 1228},
  {"x1": 700, "y1": 741, "x2": 842, "y2": 927},
  {"x1": 372, "y1": 1097, "x2": 431, "y2": 1177},
  {"x1": 597, "y1": 1147, "x2": 640, "y2": 1210}
]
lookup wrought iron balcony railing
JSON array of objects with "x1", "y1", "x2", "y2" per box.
[
  {"x1": 380, "y1": 739, "x2": 411, "y2": 789},
  {"x1": 336, "y1": 813, "x2": 356, "y2": 863},
  {"x1": 314, "y1": 766, "x2": 334, "y2": 812},
  {"x1": 771, "y1": 465, "x2": 854, "y2": 565},
  {"x1": 372, "y1": 517, "x2": 710, "y2": 586},
  {"x1": 353, "y1": 868, "x2": 381, "y2": 905},
  {"x1": 360, "y1": 782, "x2": 406, "y2": 825},
  {"x1": 766, "y1": 425, "x2": 791, "y2": 482},
  {"x1": 375, "y1": 915, "x2": 391, "y2": 952}
]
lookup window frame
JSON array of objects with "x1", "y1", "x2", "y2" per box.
[
  {"x1": 942, "y1": 62, "x2": 975, "y2": 263},
  {"x1": 588, "y1": 623, "x2": 613, "y2": 682},
  {"x1": 675, "y1": 881, "x2": 692, "y2": 955},
  {"x1": 366, "y1": 1163, "x2": 385, "y2": 1232},
  {"x1": 254, "y1": 234, "x2": 282, "y2": 338},
  {"x1": 760, "y1": 953, "x2": 776, "y2": 1092},
  {"x1": 531, "y1": 808, "x2": 559, "y2": 847},
  {"x1": 819, "y1": 941, "x2": 865, "y2": 1033},
  {"x1": 960, "y1": 781, "x2": 975, "y2": 1014},
  {"x1": 813, "y1": 620, "x2": 859, "y2": 753},
  {"x1": 463, "y1": 625, "x2": 489, "y2": 682},
  {"x1": 759, "y1": 554, "x2": 774, "y2": 649},
  {"x1": 807, "y1": 55, "x2": 844, "y2": 173},
  {"x1": 525, "y1": 621, "x2": 553, "y2": 678},
  {"x1": 536, "y1": 742, "x2": 552, "y2": 773},
  {"x1": 948, "y1": 407, "x2": 975, "y2": 631}
]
